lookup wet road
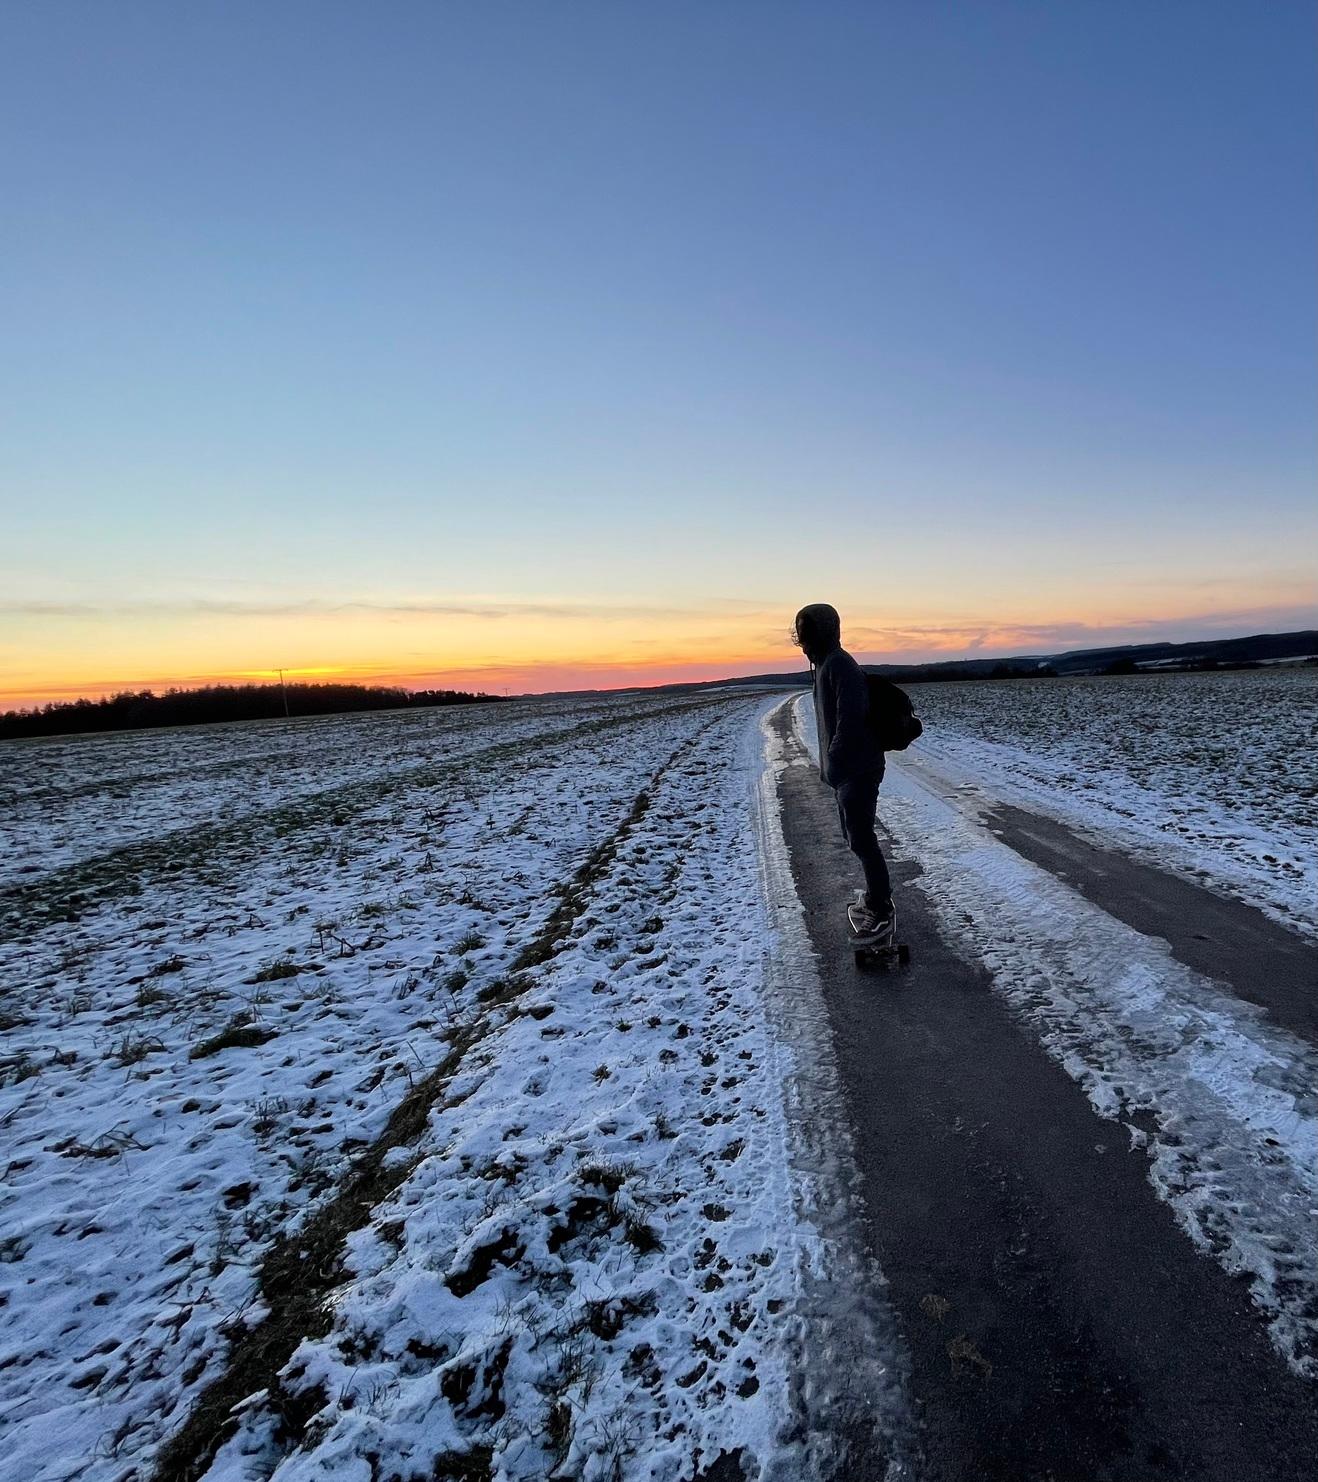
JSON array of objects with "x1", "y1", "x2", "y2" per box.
[{"x1": 771, "y1": 704, "x2": 1318, "y2": 1482}]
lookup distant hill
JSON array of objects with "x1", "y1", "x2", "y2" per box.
[
  {"x1": 1042, "y1": 629, "x2": 1318, "y2": 675},
  {"x1": 687, "y1": 628, "x2": 1318, "y2": 691}
]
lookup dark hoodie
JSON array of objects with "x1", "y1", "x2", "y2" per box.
[{"x1": 794, "y1": 603, "x2": 881, "y2": 787}]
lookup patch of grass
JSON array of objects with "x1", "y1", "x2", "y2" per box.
[
  {"x1": 430, "y1": 1446, "x2": 494, "y2": 1481},
  {"x1": 251, "y1": 1095, "x2": 290, "y2": 1137},
  {"x1": 135, "y1": 983, "x2": 168, "y2": 1009},
  {"x1": 59, "y1": 1127, "x2": 147, "y2": 1160},
  {"x1": 249, "y1": 959, "x2": 301, "y2": 984},
  {"x1": 147, "y1": 954, "x2": 186, "y2": 978},
  {"x1": 622, "y1": 1215, "x2": 662, "y2": 1254},
  {"x1": 545, "y1": 1398, "x2": 573, "y2": 1460},
  {"x1": 111, "y1": 1031, "x2": 166, "y2": 1068},
  {"x1": 190, "y1": 1023, "x2": 276, "y2": 1060},
  {"x1": 576, "y1": 1159, "x2": 634, "y2": 1195},
  {"x1": 455, "y1": 929, "x2": 485, "y2": 953},
  {"x1": 0, "y1": 1053, "x2": 40, "y2": 1087}
]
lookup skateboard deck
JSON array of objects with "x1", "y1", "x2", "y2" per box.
[{"x1": 847, "y1": 902, "x2": 911, "y2": 969}]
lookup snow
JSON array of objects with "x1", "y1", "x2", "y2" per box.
[{"x1": 0, "y1": 691, "x2": 903, "y2": 1482}]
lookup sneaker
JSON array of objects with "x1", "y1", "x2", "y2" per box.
[
  {"x1": 849, "y1": 896, "x2": 895, "y2": 944},
  {"x1": 848, "y1": 895, "x2": 889, "y2": 942},
  {"x1": 872, "y1": 901, "x2": 896, "y2": 945}
]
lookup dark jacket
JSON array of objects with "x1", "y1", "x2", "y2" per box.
[{"x1": 813, "y1": 646, "x2": 882, "y2": 787}]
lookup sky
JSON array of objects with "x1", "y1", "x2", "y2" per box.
[{"x1": 1, "y1": 1, "x2": 1314, "y2": 706}]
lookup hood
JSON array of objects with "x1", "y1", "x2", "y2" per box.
[{"x1": 794, "y1": 603, "x2": 842, "y2": 664}]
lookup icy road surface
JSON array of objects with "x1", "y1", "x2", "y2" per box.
[{"x1": 800, "y1": 688, "x2": 1318, "y2": 1376}]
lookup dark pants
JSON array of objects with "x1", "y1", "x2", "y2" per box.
[{"x1": 835, "y1": 769, "x2": 891, "y2": 909}]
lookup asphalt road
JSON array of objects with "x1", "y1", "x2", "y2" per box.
[{"x1": 771, "y1": 705, "x2": 1318, "y2": 1482}]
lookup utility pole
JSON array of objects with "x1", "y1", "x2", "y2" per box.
[{"x1": 277, "y1": 668, "x2": 290, "y2": 718}]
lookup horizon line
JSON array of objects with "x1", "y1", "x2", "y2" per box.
[{"x1": 5, "y1": 622, "x2": 1316, "y2": 714}]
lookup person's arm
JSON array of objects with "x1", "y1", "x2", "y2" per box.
[{"x1": 825, "y1": 658, "x2": 869, "y2": 785}]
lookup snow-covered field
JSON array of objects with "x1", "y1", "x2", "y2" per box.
[
  {"x1": 0, "y1": 700, "x2": 631, "y2": 891},
  {"x1": 899, "y1": 668, "x2": 1317, "y2": 939},
  {"x1": 6, "y1": 670, "x2": 1312, "y2": 1482},
  {"x1": 0, "y1": 692, "x2": 891, "y2": 1482}
]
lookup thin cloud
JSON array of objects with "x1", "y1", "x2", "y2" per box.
[
  {"x1": 0, "y1": 597, "x2": 712, "y2": 622},
  {"x1": 836, "y1": 605, "x2": 1318, "y2": 662}
]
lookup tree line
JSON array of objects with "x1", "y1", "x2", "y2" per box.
[{"x1": 0, "y1": 681, "x2": 507, "y2": 740}]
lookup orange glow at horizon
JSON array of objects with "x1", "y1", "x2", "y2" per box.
[
  {"x1": 0, "y1": 652, "x2": 797, "y2": 710},
  {"x1": 6, "y1": 595, "x2": 1316, "y2": 712},
  {"x1": 6, "y1": 560, "x2": 1318, "y2": 713}
]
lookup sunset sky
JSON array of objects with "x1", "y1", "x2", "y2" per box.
[{"x1": 2, "y1": 1, "x2": 1315, "y2": 708}]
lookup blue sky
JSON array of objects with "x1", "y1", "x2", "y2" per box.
[{"x1": 1, "y1": 1, "x2": 1314, "y2": 701}]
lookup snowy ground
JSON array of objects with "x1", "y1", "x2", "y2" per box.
[
  {"x1": 0, "y1": 699, "x2": 634, "y2": 892},
  {"x1": 0, "y1": 692, "x2": 892, "y2": 1482},
  {"x1": 896, "y1": 669, "x2": 1317, "y2": 940},
  {"x1": 798, "y1": 687, "x2": 1318, "y2": 1375},
  {"x1": 7, "y1": 672, "x2": 1311, "y2": 1482}
]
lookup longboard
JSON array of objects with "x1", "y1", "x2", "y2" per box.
[{"x1": 847, "y1": 902, "x2": 911, "y2": 970}]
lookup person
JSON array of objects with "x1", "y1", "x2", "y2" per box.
[{"x1": 792, "y1": 602, "x2": 895, "y2": 943}]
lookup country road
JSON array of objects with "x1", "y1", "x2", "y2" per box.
[{"x1": 771, "y1": 700, "x2": 1318, "y2": 1481}]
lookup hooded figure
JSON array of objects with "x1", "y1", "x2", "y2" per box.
[{"x1": 793, "y1": 602, "x2": 893, "y2": 934}]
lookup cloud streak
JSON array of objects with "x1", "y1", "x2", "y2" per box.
[
  {"x1": 841, "y1": 605, "x2": 1318, "y2": 660},
  {"x1": 0, "y1": 597, "x2": 722, "y2": 622}
]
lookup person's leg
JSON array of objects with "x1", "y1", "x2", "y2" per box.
[{"x1": 837, "y1": 772, "x2": 891, "y2": 912}]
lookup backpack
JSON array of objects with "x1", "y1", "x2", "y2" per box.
[{"x1": 865, "y1": 673, "x2": 923, "y2": 751}]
